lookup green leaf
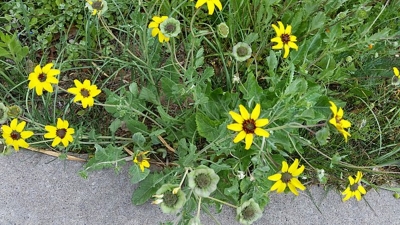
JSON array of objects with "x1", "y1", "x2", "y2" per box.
[
  {"x1": 109, "y1": 118, "x2": 121, "y2": 135},
  {"x1": 195, "y1": 112, "x2": 221, "y2": 142},
  {"x1": 129, "y1": 165, "x2": 150, "y2": 184},
  {"x1": 132, "y1": 132, "x2": 146, "y2": 148},
  {"x1": 310, "y1": 12, "x2": 325, "y2": 31},
  {"x1": 139, "y1": 86, "x2": 159, "y2": 105},
  {"x1": 132, "y1": 173, "x2": 162, "y2": 205},
  {"x1": 244, "y1": 33, "x2": 259, "y2": 44},
  {"x1": 239, "y1": 71, "x2": 263, "y2": 102},
  {"x1": 83, "y1": 144, "x2": 126, "y2": 174},
  {"x1": 125, "y1": 118, "x2": 148, "y2": 134},
  {"x1": 129, "y1": 82, "x2": 139, "y2": 97},
  {"x1": 316, "y1": 127, "x2": 330, "y2": 146},
  {"x1": 284, "y1": 78, "x2": 308, "y2": 96}
]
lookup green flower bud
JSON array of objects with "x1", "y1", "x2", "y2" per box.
[
  {"x1": 160, "y1": 18, "x2": 181, "y2": 38},
  {"x1": 7, "y1": 105, "x2": 21, "y2": 119},
  {"x1": 236, "y1": 199, "x2": 263, "y2": 225},
  {"x1": 217, "y1": 22, "x2": 229, "y2": 38},
  {"x1": 346, "y1": 56, "x2": 353, "y2": 63},
  {"x1": 337, "y1": 11, "x2": 347, "y2": 20},
  {"x1": 155, "y1": 184, "x2": 186, "y2": 214},
  {"x1": 85, "y1": 0, "x2": 108, "y2": 16},
  {"x1": 356, "y1": 9, "x2": 368, "y2": 20},
  {"x1": 0, "y1": 102, "x2": 9, "y2": 124},
  {"x1": 188, "y1": 165, "x2": 220, "y2": 197},
  {"x1": 188, "y1": 217, "x2": 202, "y2": 225},
  {"x1": 232, "y1": 42, "x2": 252, "y2": 62}
]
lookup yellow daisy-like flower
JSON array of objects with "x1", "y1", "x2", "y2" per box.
[
  {"x1": 271, "y1": 21, "x2": 298, "y2": 58},
  {"x1": 194, "y1": 0, "x2": 222, "y2": 15},
  {"x1": 134, "y1": 151, "x2": 150, "y2": 172},
  {"x1": 268, "y1": 159, "x2": 306, "y2": 196},
  {"x1": 394, "y1": 67, "x2": 399, "y2": 78},
  {"x1": 67, "y1": 79, "x2": 101, "y2": 108},
  {"x1": 342, "y1": 171, "x2": 367, "y2": 202},
  {"x1": 28, "y1": 63, "x2": 60, "y2": 96},
  {"x1": 44, "y1": 118, "x2": 75, "y2": 147},
  {"x1": 227, "y1": 104, "x2": 270, "y2": 150},
  {"x1": 148, "y1": 16, "x2": 170, "y2": 43},
  {"x1": 329, "y1": 101, "x2": 351, "y2": 142},
  {"x1": 1, "y1": 118, "x2": 34, "y2": 151}
]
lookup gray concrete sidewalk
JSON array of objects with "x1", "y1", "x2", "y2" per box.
[{"x1": 1, "y1": 150, "x2": 399, "y2": 225}]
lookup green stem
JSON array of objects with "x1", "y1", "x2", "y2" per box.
[{"x1": 205, "y1": 196, "x2": 237, "y2": 209}]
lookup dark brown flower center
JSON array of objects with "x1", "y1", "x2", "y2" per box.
[
  {"x1": 92, "y1": 1, "x2": 103, "y2": 10},
  {"x1": 281, "y1": 172, "x2": 292, "y2": 183},
  {"x1": 80, "y1": 88, "x2": 90, "y2": 98},
  {"x1": 195, "y1": 173, "x2": 211, "y2": 189},
  {"x1": 281, "y1": 34, "x2": 290, "y2": 44},
  {"x1": 242, "y1": 206, "x2": 255, "y2": 220},
  {"x1": 335, "y1": 116, "x2": 341, "y2": 124},
  {"x1": 350, "y1": 183, "x2": 359, "y2": 192},
  {"x1": 163, "y1": 191, "x2": 178, "y2": 207},
  {"x1": 242, "y1": 119, "x2": 256, "y2": 134},
  {"x1": 137, "y1": 154, "x2": 144, "y2": 163},
  {"x1": 237, "y1": 46, "x2": 249, "y2": 57},
  {"x1": 56, "y1": 128, "x2": 67, "y2": 139},
  {"x1": 10, "y1": 131, "x2": 21, "y2": 140},
  {"x1": 165, "y1": 23, "x2": 176, "y2": 33},
  {"x1": 38, "y1": 73, "x2": 47, "y2": 82}
]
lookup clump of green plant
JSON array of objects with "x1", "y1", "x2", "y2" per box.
[{"x1": 1, "y1": 0, "x2": 399, "y2": 224}]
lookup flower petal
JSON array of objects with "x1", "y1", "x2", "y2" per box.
[
  {"x1": 287, "y1": 182, "x2": 299, "y2": 196},
  {"x1": 250, "y1": 103, "x2": 261, "y2": 120},
  {"x1": 291, "y1": 178, "x2": 306, "y2": 190},
  {"x1": 288, "y1": 159, "x2": 299, "y2": 174},
  {"x1": 281, "y1": 161, "x2": 288, "y2": 172},
  {"x1": 229, "y1": 111, "x2": 244, "y2": 124},
  {"x1": 244, "y1": 133, "x2": 253, "y2": 149},
  {"x1": 239, "y1": 105, "x2": 250, "y2": 120},
  {"x1": 267, "y1": 173, "x2": 282, "y2": 181},
  {"x1": 255, "y1": 118, "x2": 269, "y2": 127},
  {"x1": 233, "y1": 131, "x2": 246, "y2": 143},
  {"x1": 227, "y1": 123, "x2": 243, "y2": 132},
  {"x1": 254, "y1": 128, "x2": 270, "y2": 138}
]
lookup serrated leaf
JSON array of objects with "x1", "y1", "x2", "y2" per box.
[
  {"x1": 109, "y1": 118, "x2": 121, "y2": 135},
  {"x1": 195, "y1": 112, "x2": 221, "y2": 142},
  {"x1": 284, "y1": 78, "x2": 308, "y2": 96},
  {"x1": 125, "y1": 119, "x2": 148, "y2": 134},
  {"x1": 316, "y1": 127, "x2": 330, "y2": 146},
  {"x1": 239, "y1": 71, "x2": 263, "y2": 102},
  {"x1": 132, "y1": 173, "x2": 163, "y2": 205},
  {"x1": 310, "y1": 12, "x2": 325, "y2": 31},
  {"x1": 83, "y1": 144, "x2": 126, "y2": 173},
  {"x1": 129, "y1": 165, "x2": 150, "y2": 184},
  {"x1": 132, "y1": 132, "x2": 146, "y2": 148},
  {"x1": 139, "y1": 87, "x2": 159, "y2": 105},
  {"x1": 129, "y1": 82, "x2": 139, "y2": 97},
  {"x1": 244, "y1": 33, "x2": 259, "y2": 44}
]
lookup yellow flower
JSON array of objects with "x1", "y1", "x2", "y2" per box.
[
  {"x1": 342, "y1": 171, "x2": 367, "y2": 202},
  {"x1": 44, "y1": 118, "x2": 75, "y2": 147},
  {"x1": 268, "y1": 159, "x2": 306, "y2": 196},
  {"x1": 28, "y1": 63, "x2": 59, "y2": 96},
  {"x1": 1, "y1": 118, "x2": 34, "y2": 151},
  {"x1": 271, "y1": 21, "x2": 298, "y2": 58},
  {"x1": 227, "y1": 104, "x2": 270, "y2": 150},
  {"x1": 394, "y1": 67, "x2": 399, "y2": 78},
  {"x1": 329, "y1": 101, "x2": 351, "y2": 142},
  {"x1": 86, "y1": 0, "x2": 108, "y2": 16},
  {"x1": 194, "y1": 0, "x2": 222, "y2": 15},
  {"x1": 67, "y1": 79, "x2": 101, "y2": 108},
  {"x1": 148, "y1": 16, "x2": 170, "y2": 43},
  {"x1": 134, "y1": 151, "x2": 150, "y2": 172}
]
